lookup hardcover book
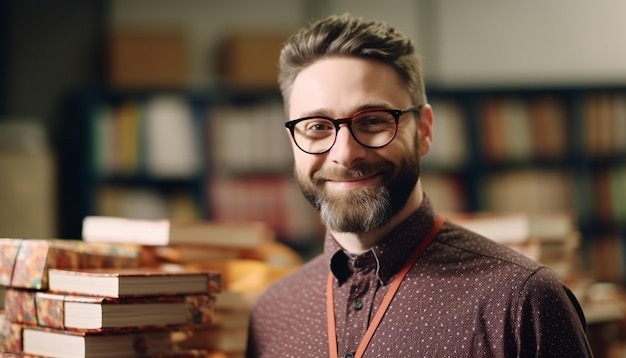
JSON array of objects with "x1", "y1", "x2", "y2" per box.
[
  {"x1": 82, "y1": 215, "x2": 273, "y2": 248},
  {"x1": 47, "y1": 267, "x2": 221, "y2": 298},
  {"x1": 22, "y1": 325, "x2": 183, "y2": 358},
  {"x1": 0, "y1": 239, "x2": 140, "y2": 290},
  {"x1": 4, "y1": 288, "x2": 216, "y2": 331}
]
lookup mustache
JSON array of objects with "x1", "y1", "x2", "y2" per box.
[{"x1": 311, "y1": 161, "x2": 394, "y2": 184}]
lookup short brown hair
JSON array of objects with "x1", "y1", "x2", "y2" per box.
[{"x1": 278, "y1": 13, "x2": 427, "y2": 109}]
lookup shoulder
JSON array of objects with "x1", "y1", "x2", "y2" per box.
[
  {"x1": 419, "y1": 220, "x2": 563, "y2": 295},
  {"x1": 432, "y1": 220, "x2": 545, "y2": 272}
]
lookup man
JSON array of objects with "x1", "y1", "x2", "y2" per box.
[{"x1": 246, "y1": 13, "x2": 592, "y2": 357}]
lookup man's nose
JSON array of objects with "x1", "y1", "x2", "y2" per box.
[{"x1": 327, "y1": 125, "x2": 367, "y2": 167}]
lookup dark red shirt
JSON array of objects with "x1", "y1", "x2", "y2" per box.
[{"x1": 246, "y1": 196, "x2": 592, "y2": 357}]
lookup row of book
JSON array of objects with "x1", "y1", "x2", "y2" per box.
[
  {"x1": 479, "y1": 94, "x2": 570, "y2": 162},
  {"x1": 90, "y1": 95, "x2": 294, "y2": 179},
  {"x1": 487, "y1": 167, "x2": 626, "y2": 227},
  {"x1": 478, "y1": 92, "x2": 626, "y2": 162},
  {"x1": 426, "y1": 166, "x2": 626, "y2": 230},
  {"x1": 91, "y1": 95, "x2": 203, "y2": 179},
  {"x1": 88, "y1": 90, "x2": 626, "y2": 180},
  {"x1": 1, "y1": 216, "x2": 302, "y2": 357}
]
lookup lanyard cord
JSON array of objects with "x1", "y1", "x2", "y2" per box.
[{"x1": 326, "y1": 215, "x2": 444, "y2": 358}]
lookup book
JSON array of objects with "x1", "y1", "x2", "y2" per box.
[
  {"x1": 447, "y1": 212, "x2": 576, "y2": 244},
  {"x1": 0, "y1": 239, "x2": 140, "y2": 290},
  {"x1": 47, "y1": 267, "x2": 221, "y2": 298},
  {"x1": 4, "y1": 288, "x2": 215, "y2": 331},
  {"x1": 82, "y1": 216, "x2": 273, "y2": 248},
  {"x1": 21, "y1": 325, "x2": 180, "y2": 358}
]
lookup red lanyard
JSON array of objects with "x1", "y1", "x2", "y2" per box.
[{"x1": 326, "y1": 215, "x2": 444, "y2": 358}]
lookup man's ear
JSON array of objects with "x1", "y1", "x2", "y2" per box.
[{"x1": 417, "y1": 104, "x2": 434, "y2": 156}]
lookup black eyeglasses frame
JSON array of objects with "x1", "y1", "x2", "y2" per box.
[{"x1": 284, "y1": 104, "x2": 422, "y2": 155}]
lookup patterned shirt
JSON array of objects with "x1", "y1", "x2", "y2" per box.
[{"x1": 246, "y1": 196, "x2": 592, "y2": 357}]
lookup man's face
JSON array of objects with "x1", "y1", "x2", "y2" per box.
[{"x1": 287, "y1": 57, "x2": 425, "y2": 233}]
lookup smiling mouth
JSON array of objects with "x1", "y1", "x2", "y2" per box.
[
  {"x1": 327, "y1": 172, "x2": 379, "y2": 182},
  {"x1": 324, "y1": 172, "x2": 383, "y2": 188},
  {"x1": 314, "y1": 162, "x2": 392, "y2": 185}
]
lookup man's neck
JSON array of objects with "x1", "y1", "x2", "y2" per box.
[{"x1": 330, "y1": 181, "x2": 424, "y2": 255}]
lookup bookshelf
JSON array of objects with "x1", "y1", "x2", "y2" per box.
[{"x1": 423, "y1": 85, "x2": 626, "y2": 283}]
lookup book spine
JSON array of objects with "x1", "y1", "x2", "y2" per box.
[
  {"x1": 4, "y1": 288, "x2": 74, "y2": 330},
  {"x1": 0, "y1": 317, "x2": 23, "y2": 354},
  {"x1": 4, "y1": 288, "x2": 39, "y2": 326},
  {"x1": 0, "y1": 239, "x2": 22, "y2": 287},
  {"x1": 35, "y1": 292, "x2": 66, "y2": 329},
  {"x1": 7, "y1": 239, "x2": 58, "y2": 290}
]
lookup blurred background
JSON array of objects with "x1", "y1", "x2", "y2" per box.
[
  {"x1": 2, "y1": 0, "x2": 626, "y2": 265},
  {"x1": 1, "y1": 0, "x2": 626, "y2": 355}
]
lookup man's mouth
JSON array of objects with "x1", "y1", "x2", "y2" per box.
[{"x1": 324, "y1": 172, "x2": 383, "y2": 189}]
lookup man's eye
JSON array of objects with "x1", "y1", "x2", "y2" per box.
[
  {"x1": 355, "y1": 115, "x2": 394, "y2": 131},
  {"x1": 305, "y1": 121, "x2": 333, "y2": 131},
  {"x1": 361, "y1": 116, "x2": 386, "y2": 125}
]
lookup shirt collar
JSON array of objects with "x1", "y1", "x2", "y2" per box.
[{"x1": 325, "y1": 195, "x2": 438, "y2": 285}]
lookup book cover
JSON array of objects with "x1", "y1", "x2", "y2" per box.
[
  {"x1": 4, "y1": 288, "x2": 216, "y2": 331},
  {"x1": 0, "y1": 239, "x2": 140, "y2": 290},
  {"x1": 82, "y1": 216, "x2": 273, "y2": 248},
  {"x1": 47, "y1": 267, "x2": 221, "y2": 298}
]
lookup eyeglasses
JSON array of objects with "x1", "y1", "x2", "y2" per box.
[{"x1": 285, "y1": 105, "x2": 421, "y2": 154}]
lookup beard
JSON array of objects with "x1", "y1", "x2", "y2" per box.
[{"x1": 295, "y1": 148, "x2": 421, "y2": 233}]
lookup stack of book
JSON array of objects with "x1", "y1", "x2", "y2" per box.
[
  {"x1": 0, "y1": 238, "x2": 223, "y2": 357},
  {"x1": 447, "y1": 212, "x2": 581, "y2": 282},
  {"x1": 80, "y1": 216, "x2": 303, "y2": 358}
]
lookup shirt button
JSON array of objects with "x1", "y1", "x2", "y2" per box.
[
  {"x1": 343, "y1": 352, "x2": 355, "y2": 358},
  {"x1": 352, "y1": 299, "x2": 363, "y2": 310}
]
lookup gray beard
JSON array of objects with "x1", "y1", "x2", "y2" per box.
[
  {"x1": 317, "y1": 184, "x2": 392, "y2": 233},
  {"x1": 296, "y1": 152, "x2": 420, "y2": 233}
]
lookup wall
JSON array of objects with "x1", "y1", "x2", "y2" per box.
[
  {"x1": 419, "y1": 0, "x2": 626, "y2": 87},
  {"x1": 111, "y1": 0, "x2": 626, "y2": 87}
]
